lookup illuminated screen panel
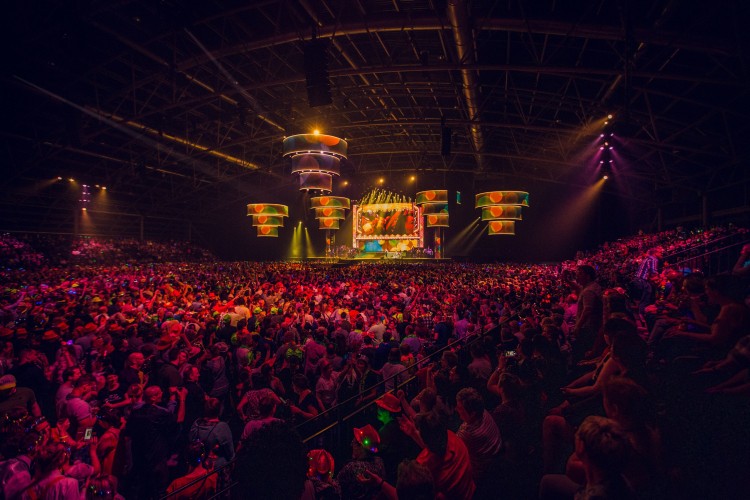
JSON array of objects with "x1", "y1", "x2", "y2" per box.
[
  {"x1": 421, "y1": 203, "x2": 449, "y2": 215},
  {"x1": 488, "y1": 220, "x2": 516, "y2": 235},
  {"x1": 425, "y1": 214, "x2": 449, "y2": 227},
  {"x1": 251, "y1": 215, "x2": 285, "y2": 226},
  {"x1": 481, "y1": 206, "x2": 523, "y2": 221},
  {"x1": 247, "y1": 204, "x2": 289, "y2": 216},
  {"x1": 298, "y1": 172, "x2": 333, "y2": 191},
  {"x1": 352, "y1": 203, "x2": 423, "y2": 249},
  {"x1": 256, "y1": 226, "x2": 279, "y2": 237},
  {"x1": 313, "y1": 207, "x2": 346, "y2": 219},
  {"x1": 355, "y1": 203, "x2": 420, "y2": 238},
  {"x1": 415, "y1": 190, "x2": 448, "y2": 205},
  {"x1": 290, "y1": 154, "x2": 340, "y2": 175},
  {"x1": 310, "y1": 196, "x2": 351, "y2": 209},
  {"x1": 475, "y1": 191, "x2": 530, "y2": 208},
  {"x1": 359, "y1": 239, "x2": 420, "y2": 252},
  {"x1": 318, "y1": 218, "x2": 340, "y2": 229},
  {"x1": 282, "y1": 134, "x2": 348, "y2": 158}
]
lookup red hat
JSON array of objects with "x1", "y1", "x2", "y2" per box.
[
  {"x1": 375, "y1": 393, "x2": 401, "y2": 413},
  {"x1": 307, "y1": 449, "x2": 335, "y2": 478},
  {"x1": 353, "y1": 424, "x2": 380, "y2": 453},
  {"x1": 84, "y1": 323, "x2": 98, "y2": 334},
  {"x1": 42, "y1": 330, "x2": 60, "y2": 342}
]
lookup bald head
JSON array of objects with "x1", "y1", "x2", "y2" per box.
[{"x1": 144, "y1": 386, "x2": 163, "y2": 404}]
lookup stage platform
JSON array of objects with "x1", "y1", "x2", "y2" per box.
[{"x1": 286, "y1": 255, "x2": 451, "y2": 265}]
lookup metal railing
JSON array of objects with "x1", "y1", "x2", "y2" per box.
[{"x1": 665, "y1": 233, "x2": 749, "y2": 276}]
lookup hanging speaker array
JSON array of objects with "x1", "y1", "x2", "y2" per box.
[
  {"x1": 304, "y1": 39, "x2": 332, "y2": 107},
  {"x1": 475, "y1": 191, "x2": 530, "y2": 235}
]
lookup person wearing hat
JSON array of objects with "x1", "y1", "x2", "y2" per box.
[
  {"x1": 305, "y1": 449, "x2": 340, "y2": 499},
  {"x1": 76, "y1": 323, "x2": 99, "y2": 353},
  {"x1": 215, "y1": 314, "x2": 236, "y2": 345},
  {"x1": 9, "y1": 350, "x2": 49, "y2": 417},
  {"x1": 336, "y1": 425, "x2": 386, "y2": 500},
  {"x1": 0, "y1": 374, "x2": 41, "y2": 419},
  {"x1": 39, "y1": 330, "x2": 61, "y2": 363},
  {"x1": 374, "y1": 392, "x2": 420, "y2": 483}
]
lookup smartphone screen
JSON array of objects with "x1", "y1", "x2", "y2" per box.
[{"x1": 84, "y1": 428, "x2": 93, "y2": 441}]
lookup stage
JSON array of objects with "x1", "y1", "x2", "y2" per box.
[{"x1": 286, "y1": 254, "x2": 451, "y2": 265}]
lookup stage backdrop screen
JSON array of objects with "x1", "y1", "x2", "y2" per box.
[{"x1": 352, "y1": 202, "x2": 423, "y2": 251}]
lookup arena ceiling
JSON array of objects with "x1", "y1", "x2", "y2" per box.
[{"x1": 2, "y1": 0, "x2": 749, "y2": 248}]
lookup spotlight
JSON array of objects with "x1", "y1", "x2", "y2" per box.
[
  {"x1": 68, "y1": 178, "x2": 75, "y2": 182},
  {"x1": 378, "y1": 178, "x2": 384, "y2": 184},
  {"x1": 313, "y1": 129, "x2": 320, "y2": 135},
  {"x1": 57, "y1": 176, "x2": 62, "y2": 180},
  {"x1": 409, "y1": 175, "x2": 416, "y2": 181},
  {"x1": 602, "y1": 174, "x2": 609, "y2": 180},
  {"x1": 82, "y1": 207, "x2": 87, "y2": 211},
  {"x1": 342, "y1": 180, "x2": 349, "y2": 186},
  {"x1": 607, "y1": 114, "x2": 613, "y2": 119},
  {"x1": 102, "y1": 186, "x2": 107, "y2": 190},
  {"x1": 95, "y1": 184, "x2": 100, "y2": 188}
]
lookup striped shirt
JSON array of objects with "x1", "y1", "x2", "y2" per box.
[{"x1": 635, "y1": 255, "x2": 658, "y2": 280}]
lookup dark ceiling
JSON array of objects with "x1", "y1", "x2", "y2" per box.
[{"x1": 2, "y1": 0, "x2": 749, "y2": 258}]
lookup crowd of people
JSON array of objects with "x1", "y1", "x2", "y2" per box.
[
  {"x1": 0, "y1": 227, "x2": 748, "y2": 499},
  {"x1": 1, "y1": 234, "x2": 216, "y2": 269}
]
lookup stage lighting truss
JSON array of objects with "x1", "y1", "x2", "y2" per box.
[
  {"x1": 474, "y1": 191, "x2": 529, "y2": 235},
  {"x1": 247, "y1": 203, "x2": 289, "y2": 237},
  {"x1": 283, "y1": 134, "x2": 348, "y2": 192}
]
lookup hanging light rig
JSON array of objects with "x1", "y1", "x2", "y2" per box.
[
  {"x1": 474, "y1": 191, "x2": 530, "y2": 235},
  {"x1": 310, "y1": 196, "x2": 351, "y2": 257},
  {"x1": 415, "y1": 190, "x2": 449, "y2": 258},
  {"x1": 247, "y1": 203, "x2": 289, "y2": 237},
  {"x1": 282, "y1": 133, "x2": 348, "y2": 192}
]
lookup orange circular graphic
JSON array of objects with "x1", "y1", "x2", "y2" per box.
[{"x1": 489, "y1": 192, "x2": 503, "y2": 203}]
